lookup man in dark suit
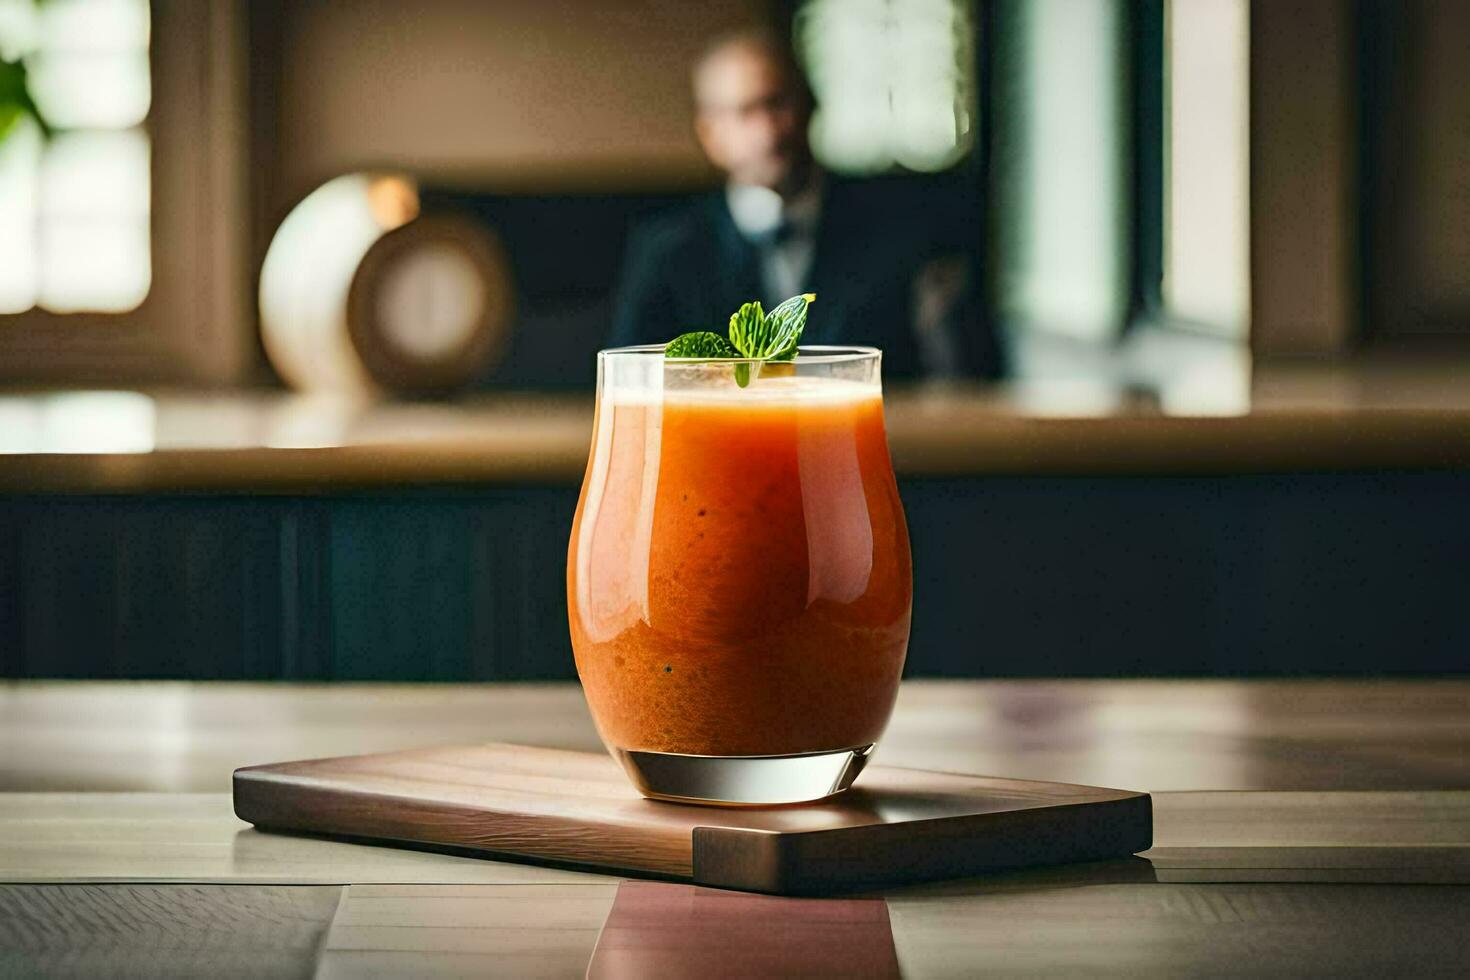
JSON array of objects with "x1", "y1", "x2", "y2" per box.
[{"x1": 611, "y1": 31, "x2": 999, "y2": 379}]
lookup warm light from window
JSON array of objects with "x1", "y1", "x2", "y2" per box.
[
  {"x1": 0, "y1": 390, "x2": 155, "y2": 453},
  {"x1": 995, "y1": 0, "x2": 1128, "y2": 341},
  {"x1": 796, "y1": 0, "x2": 976, "y2": 175},
  {"x1": 0, "y1": 0, "x2": 151, "y2": 315},
  {"x1": 1164, "y1": 0, "x2": 1250, "y2": 335}
]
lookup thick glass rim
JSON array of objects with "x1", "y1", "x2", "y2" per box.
[{"x1": 599, "y1": 344, "x2": 881, "y2": 365}]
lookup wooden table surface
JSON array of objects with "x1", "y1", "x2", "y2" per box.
[{"x1": 3, "y1": 679, "x2": 1468, "y2": 978}]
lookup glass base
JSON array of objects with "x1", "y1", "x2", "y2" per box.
[{"x1": 611, "y1": 744, "x2": 875, "y2": 806}]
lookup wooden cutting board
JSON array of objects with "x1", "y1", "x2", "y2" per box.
[{"x1": 233, "y1": 743, "x2": 1151, "y2": 895}]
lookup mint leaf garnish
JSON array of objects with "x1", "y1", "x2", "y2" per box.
[
  {"x1": 726, "y1": 301, "x2": 765, "y2": 357},
  {"x1": 665, "y1": 331, "x2": 739, "y2": 358},
  {"x1": 759, "y1": 293, "x2": 815, "y2": 361},
  {"x1": 663, "y1": 293, "x2": 815, "y2": 387},
  {"x1": 727, "y1": 293, "x2": 814, "y2": 361}
]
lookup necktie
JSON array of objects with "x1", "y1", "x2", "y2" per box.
[{"x1": 751, "y1": 220, "x2": 795, "y2": 249}]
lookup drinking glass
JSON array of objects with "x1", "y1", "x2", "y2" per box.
[{"x1": 567, "y1": 346, "x2": 911, "y2": 805}]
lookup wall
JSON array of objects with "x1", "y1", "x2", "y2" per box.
[
  {"x1": 1369, "y1": 0, "x2": 1470, "y2": 335},
  {"x1": 1248, "y1": 0, "x2": 1355, "y2": 355},
  {"x1": 264, "y1": 0, "x2": 770, "y2": 203}
]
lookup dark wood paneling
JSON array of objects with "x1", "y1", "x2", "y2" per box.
[
  {"x1": 324, "y1": 491, "x2": 576, "y2": 680},
  {"x1": 0, "y1": 514, "x2": 19, "y2": 676},
  {"x1": 2, "y1": 474, "x2": 1467, "y2": 679},
  {"x1": 18, "y1": 503, "x2": 120, "y2": 677},
  {"x1": 901, "y1": 473, "x2": 1470, "y2": 676}
]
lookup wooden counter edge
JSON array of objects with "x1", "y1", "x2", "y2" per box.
[{"x1": 6, "y1": 410, "x2": 1470, "y2": 493}]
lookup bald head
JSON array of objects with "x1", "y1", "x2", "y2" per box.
[{"x1": 692, "y1": 31, "x2": 813, "y2": 195}]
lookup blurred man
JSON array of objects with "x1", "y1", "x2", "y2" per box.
[{"x1": 611, "y1": 30, "x2": 1000, "y2": 379}]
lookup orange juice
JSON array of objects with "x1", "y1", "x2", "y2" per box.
[{"x1": 568, "y1": 369, "x2": 912, "y2": 760}]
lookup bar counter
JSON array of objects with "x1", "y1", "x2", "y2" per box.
[
  {"x1": 3, "y1": 355, "x2": 1470, "y2": 493},
  {"x1": 5, "y1": 354, "x2": 1470, "y2": 680}
]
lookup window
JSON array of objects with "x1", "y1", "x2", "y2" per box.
[
  {"x1": 0, "y1": 0, "x2": 151, "y2": 314},
  {"x1": 0, "y1": 1, "x2": 248, "y2": 386},
  {"x1": 993, "y1": 0, "x2": 1129, "y2": 342},
  {"x1": 1163, "y1": 0, "x2": 1249, "y2": 336},
  {"x1": 988, "y1": 0, "x2": 1252, "y2": 351},
  {"x1": 795, "y1": 0, "x2": 977, "y2": 175}
]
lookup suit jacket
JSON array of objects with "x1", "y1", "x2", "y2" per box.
[{"x1": 609, "y1": 176, "x2": 999, "y2": 379}]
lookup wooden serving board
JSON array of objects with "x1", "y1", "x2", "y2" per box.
[{"x1": 233, "y1": 743, "x2": 1151, "y2": 895}]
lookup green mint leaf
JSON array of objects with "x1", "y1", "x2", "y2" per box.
[
  {"x1": 727, "y1": 293, "x2": 814, "y2": 361},
  {"x1": 660, "y1": 293, "x2": 815, "y2": 389},
  {"x1": 725, "y1": 301, "x2": 766, "y2": 358},
  {"x1": 664, "y1": 331, "x2": 739, "y2": 358},
  {"x1": 762, "y1": 293, "x2": 815, "y2": 361}
]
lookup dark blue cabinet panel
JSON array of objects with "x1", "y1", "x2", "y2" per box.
[{"x1": 2, "y1": 475, "x2": 1466, "y2": 679}]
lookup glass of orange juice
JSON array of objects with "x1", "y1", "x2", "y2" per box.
[{"x1": 567, "y1": 346, "x2": 912, "y2": 805}]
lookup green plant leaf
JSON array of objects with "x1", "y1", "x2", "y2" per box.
[
  {"x1": 727, "y1": 294, "x2": 815, "y2": 360},
  {"x1": 658, "y1": 293, "x2": 815, "y2": 389},
  {"x1": 664, "y1": 331, "x2": 739, "y2": 358},
  {"x1": 0, "y1": 56, "x2": 48, "y2": 142},
  {"x1": 0, "y1": 103, "x2": 21, "y2": 144},
  {"x1": 725, "y1": 301, "x2": 766, "y2": 357},
  {"x1": 761, "y1": 293, "x2": 815, "y2": 361}
]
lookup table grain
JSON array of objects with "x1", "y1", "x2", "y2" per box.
[
  {"x1": 4, "y1": 679, "x2": 1467, "y2": 793},
  {"x1": 2, "y1": 680, "x2": 1467, "y2": 978}
]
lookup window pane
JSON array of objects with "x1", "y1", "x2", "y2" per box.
[
  {"x1": 994, "y1": 0, "x2": 1129, "y2": 340},
  {"x1": 1164, "y1": 0, "x2": 1250, "y2": 334},
  {"x1": 0, "y1": 0, "x2": 152, "y2": 316},
  {"x1": 0, "y1": 0, "x2": 39, "y2": 61},
  {"x1": 27, "y1": 49, "x2": 151, "y2": 129},
  {"x1": 40, "y1": 127, "x2": 149, "y2": 219},
  {"x1": 36, "y1": 0, "x2": 149, "y2": 52},
  {"x1": 0, "y1": 113, "x2": 41, "y2": 313},
  {"x1": 39, "y1": 217, "x2": 150, "y2": 313},
  {"x1": 798, "y1": 0, "x2": 977, "y2": 175},
  {"x1": 37, "y1": 128, "x2": 150, "y2": 312}
]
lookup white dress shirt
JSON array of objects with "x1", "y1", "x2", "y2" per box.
[{"x1": 725, "y1": 176, "x2": 822, "y2": 306}]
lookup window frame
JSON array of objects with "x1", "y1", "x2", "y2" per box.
[{"x1": 0, "y1": 0, "x2": 250, "y2": 385}]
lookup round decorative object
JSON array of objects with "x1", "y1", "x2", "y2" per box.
[
  {"x1": 260, "y1": 172, "x2": 514, "y2": 395},
  {"x1": 347, "y1": 214, "x2": 513, "y2": 393}
]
